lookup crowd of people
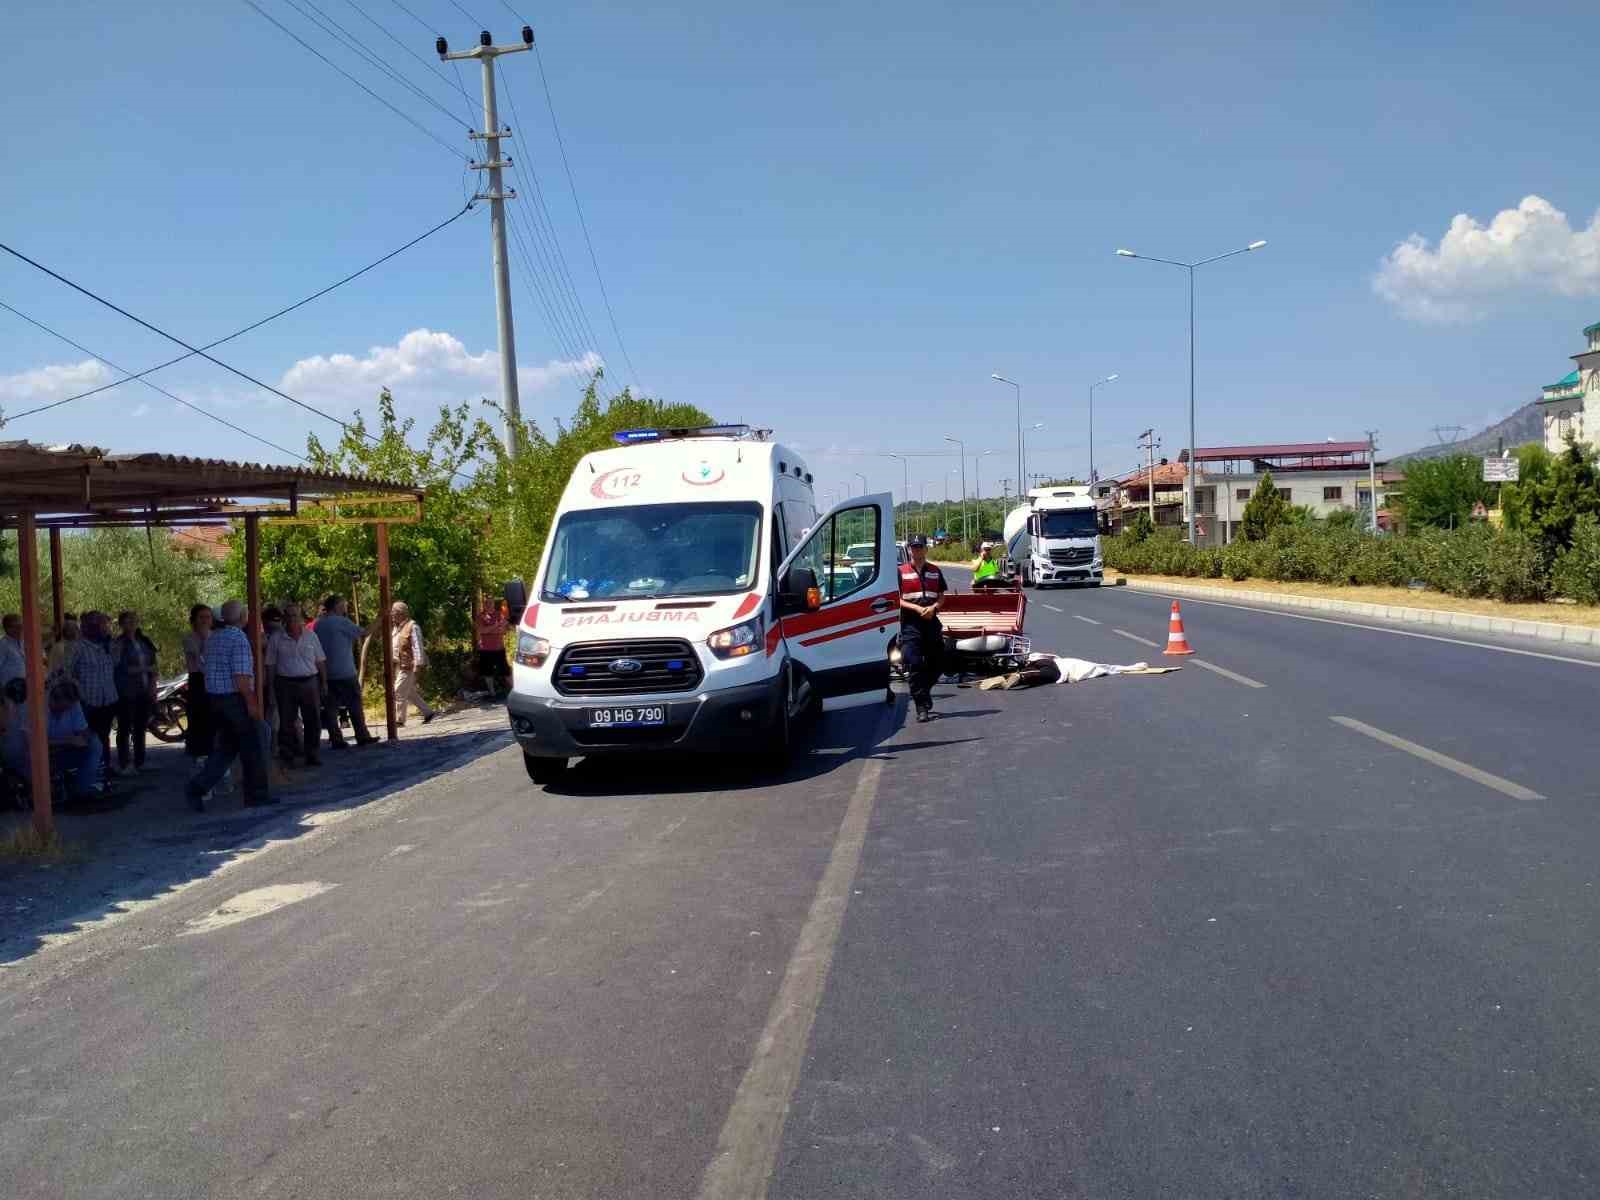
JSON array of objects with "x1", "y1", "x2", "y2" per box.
[{"x1": 1, "y1": 594, "x2": 512, "y2": 811}]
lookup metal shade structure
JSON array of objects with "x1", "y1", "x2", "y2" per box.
[{"x1": 0, "y1": 441, "x2": 426, "y2": 837}]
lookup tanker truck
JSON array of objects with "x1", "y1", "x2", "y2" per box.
[{"x1": 1002, "y1": 486, "x2": 1103, "y2": 588}]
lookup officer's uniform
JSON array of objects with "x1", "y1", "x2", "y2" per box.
[{"x1": 898, "y1": 555, "x2": 948, "y2": 717}]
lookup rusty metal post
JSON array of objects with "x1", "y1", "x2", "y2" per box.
[
  {"x1": 48, "y1": 527, "x2": 64, "y2": 640},
  {"x1": 376, "y1": 523, "x2": 398, "y2": 741},
  {"x1": 245, "y1": 515, "x2": 263, "y2": 710},
  {"x1": 18, "y1": 514, "x2": 52, "y2": 837}
]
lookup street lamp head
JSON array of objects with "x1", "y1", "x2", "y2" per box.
[
  {"x1": 1115, "y1": 248, "x2": 1137, "y2": 257},
  {"x1": 943, "y1": 435, "x2": 960, "y2": 445},
  {"x1": 1247, "y1": 240, "x2": 1267, "y2": 250},
  {"x1": 1029, "y1": 423, "x2": 1044, "y2": 431},
  {"x1": 1105, "y1": 373, "x2": 1119, "y2": 382},
  {"x1": 990, "y1": 373, "x2": 1005, "y2": 382}
]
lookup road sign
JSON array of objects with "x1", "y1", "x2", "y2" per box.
[
  {"x1": 1471, "y1": 500, "x2": 1488, "y2": 520},
  {"x1": 1483, "y1": 457, "x2": 1519, "y2": 482}
]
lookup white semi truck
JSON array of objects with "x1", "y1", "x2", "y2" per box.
[{"x1": 1002, "y1": 486, "x2": 1103, "y2": 587}]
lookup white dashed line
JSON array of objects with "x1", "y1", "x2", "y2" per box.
[
  {"x1": 1042, "y1": 603, "x2": 1064, "y2": 613},
  {"x1": 1190, "y1": 658, "x2": 1267, "y2": 689},
  {"x1": 1073, "y1": 614, "x2": 1102, "y2": 626},
  {"x1": 1330, "y1": 716, "x2": 1544, "y2": 801},
  {"x1": 1113, "y1": 629, "x2": 1161, "y2": 649}
]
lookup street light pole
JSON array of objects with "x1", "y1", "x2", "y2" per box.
[
  {"x1": 853, "y1": 472, "x2": 868, "y2": 497},
  {"x1": 991, "y1": 374, "x2": 1023, "y2": 490},
  {"x1": 1088, "y1": 374, "x2": 1118, "y2": 488},
  {"x1": 944, "y1": 436, "x2": 968, "y2": 544},
  {"x1": 1116, "y1": 240, "x2": 1266, "y2": 543},
  {"x1": 885, "y1": 454, "x2": 910, "y2": 542}
]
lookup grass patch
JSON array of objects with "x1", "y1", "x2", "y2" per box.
[{"x1": 1106, "y1": 571, "x2": 1600, "y2": 629}]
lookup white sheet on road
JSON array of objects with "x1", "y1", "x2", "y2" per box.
[{"x1": 1031, "y1": 653, "x2": 1176, "y2": 682}]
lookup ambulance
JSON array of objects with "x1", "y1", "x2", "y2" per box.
[{"x1": 507, "y1": 425, "x2": 897, "y2": 785}]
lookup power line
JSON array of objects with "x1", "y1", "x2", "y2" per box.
[
  {"x1": 489, "y1": 0, "x2": 640, "y2": 390},
  {"x1": 279, "y1": 0, "x2": 470, "y2": 130},
  {"x1": 521, "y1": 13, "x2": 642, "y2": 389},
  {"x1": 0, "y1": 201, "x2": 477, "y2": 421},
  {"x1": 499, "y1": 84, "x2": 606, "y2": 365},
  {"x1": 242, "y1": 0, "x2": 468, "y2": 161},
  {"x1": 0, "y1": 239, "x2": 374, "y2": 437},
  {"x1": 0, "y1": 300, "x2": 306, "y2": 461}
]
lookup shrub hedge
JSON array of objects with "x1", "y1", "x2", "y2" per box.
[{"x1": 1102, "y1": 522, "x2": 1575, "y2": 605}]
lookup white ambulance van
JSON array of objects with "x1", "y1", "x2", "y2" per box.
[{"x1": 507, "y1": 425, "x2": 897, "y2": 784}]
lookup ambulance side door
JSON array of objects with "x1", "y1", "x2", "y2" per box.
[{"x1": 775, "y1": 493, "x2": 897, "y2": 706}]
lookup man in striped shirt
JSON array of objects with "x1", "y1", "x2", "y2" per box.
[{"x1": 185, "y1": 600, "x2": 271, "y2": 811}]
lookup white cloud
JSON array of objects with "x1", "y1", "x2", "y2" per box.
[
  {"x1": 1375, "y1": 195, "x2": 1600, "y2": 322},
  {"x1": 0, "y1": 359, "x2": 113, "y2": 415},
  {"x1": 279, "y1": 328, "x2": 601, "y2": 413},
  {"x1": 128, "y1": 402, "x2": 151, "y2": 418}
]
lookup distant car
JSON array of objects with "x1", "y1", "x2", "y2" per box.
[
  {"x1": 896, "y1": 541, "x2": 910, "y2": 564},
  {"x1": 844, "y1": 542, "x2": 877, "y2": 565},
  {"x1": 825, "y1": 566, "x2": 864, "y2": 596}
]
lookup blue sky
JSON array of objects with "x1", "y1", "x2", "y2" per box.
[{"x1": 4, "y1": 0, "x2": 1599, "y2": 506}]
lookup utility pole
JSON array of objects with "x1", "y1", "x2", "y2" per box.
[
  {"x1": 440, "y1": 26, "x2": 533, "y2": 454},
  {"x1": 1138, "y1": 429, "x2": 1158, "y2": 525},
  {"x1": 1366, "y1": 429, "x2": 1379, "y2": 535}
]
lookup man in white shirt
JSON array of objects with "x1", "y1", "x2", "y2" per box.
[
  {"x1": 265, "y1": 604, "x2": 328, "y2": 766},
  {"x1": 0, "y1": 614, "x2": 27, "y2": 692}
]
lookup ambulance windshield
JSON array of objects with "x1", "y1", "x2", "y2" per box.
[{"x1": 542, "y1": 502, "x2": 764, "y2": 601}]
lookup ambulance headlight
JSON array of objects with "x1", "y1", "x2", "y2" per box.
[
  {"x1": 708, "y1": 616, "x2": 762, "y2": 659},
  {"x1": 515, "y1": 632, "x2": 552, "y2": 667}
]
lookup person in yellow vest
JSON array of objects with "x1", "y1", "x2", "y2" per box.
[{"x1": 971, "y1": 542, "x2": 1001, "y2": 588}]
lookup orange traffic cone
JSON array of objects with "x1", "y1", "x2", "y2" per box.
[{"x1": 1164, "y1": 600, "x2": 1194, "y2": 655}]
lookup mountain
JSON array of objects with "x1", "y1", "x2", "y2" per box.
[{"x1": 1390, "y1": 401, "x2": 1543, "y2": 463}]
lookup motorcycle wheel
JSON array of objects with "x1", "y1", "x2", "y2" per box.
[{"x1": 147, "y1": 698, "x2": 189, "y2": 744}]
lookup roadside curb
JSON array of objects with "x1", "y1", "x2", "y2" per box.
[{"x1": 1117, "y1": 577, "x2": 1600, "y2": 647}]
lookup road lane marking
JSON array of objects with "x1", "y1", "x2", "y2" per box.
[
  {"x1": 1133, "y1": 590, "x2": 1600, "y2": 670},
  {"x1": 1073, "y1": 614, "x2": 1102, "y2": 625},
  {"x1": 697, "y1": 755, "x2": 887, "y2": 1200},
  {"x1": 1113, "y1": 629, "x2": 1161, "y2": 648},
  {"x1": 1190, "y1": 658, "x2": 1267, "y2": 688},
  {"x1": 1042, "y1": 603, "x2": 1064, "y2": 613},
  {"x1": 1330, "y1": 716, "x2": 1545, "y2": 801}
]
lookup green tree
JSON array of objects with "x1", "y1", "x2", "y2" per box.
[
  {"x1": 481, "y1": 376, "x2": 713, "y2": 585},
  {"x1": 1394, "y1": 454, "x2": 1494, "y2": 530},
  {"x1": 1125, "y1": 509, "x2": 1154, "y2": 542},
  {"x1": 1240, "y1": 472, "x2": 1290, "y2": 541},
  {"x1": 0, "y1": 528, "x2": 222, "y2": 661},
  {"x1": 1500, "y1": 441, "x2": 1600, "y2": 558},
  {"x1": 223, "y1": 388, "x2": 500, "y2": 640}
]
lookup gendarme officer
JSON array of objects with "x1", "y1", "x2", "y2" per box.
[{"x1": 897, "y1": 535, "x2": 947, "y2": 722}]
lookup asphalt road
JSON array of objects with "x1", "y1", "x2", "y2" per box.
[{"x1": 5, "y1": 579, "x2": 1600, "y2": 1198}]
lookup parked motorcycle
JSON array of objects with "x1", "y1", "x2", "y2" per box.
[{"x1": 147, "y1": 674, "x2": 189, "y2": 743}]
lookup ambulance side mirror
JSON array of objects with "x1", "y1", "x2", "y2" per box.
[{"x1": 778, "y1": 566, "x2": 820, "y2": 615}]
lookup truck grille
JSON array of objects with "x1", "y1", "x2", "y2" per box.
[
  {"x1": 1048, "y1": 547, "x2": 1093, "y2": 566},
  {"x1": 553, "y1": 639, "x2": 702, "y2": 696}
]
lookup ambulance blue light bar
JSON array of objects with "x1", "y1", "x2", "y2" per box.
[{"x1": 612, "y1": 424, "x2": 754, "y2": 445}]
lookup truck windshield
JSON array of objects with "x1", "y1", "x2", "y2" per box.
[
  {"x1": 542, "y1": 502, "x2": 764, "y2": 601},
  {"x1": 1039, "y1": 509, "x2": 1099, "y2": 538}
]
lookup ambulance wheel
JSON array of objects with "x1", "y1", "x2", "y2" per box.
[
  {"x1": 523, "y1": 753, "x2": 568, "y2": 785},
  {"x1": 759, "y1": 671, "x2": 795, "y2": 772}
]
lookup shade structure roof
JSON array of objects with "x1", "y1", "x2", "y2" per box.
[
  {"x1": 0, "y1": 441, "x2": 423, "y2": 527},
  {"x1": 1191, "y1": 441, "x2": 1371, "y2": 461}
]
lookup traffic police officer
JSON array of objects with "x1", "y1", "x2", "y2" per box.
[{"x1": 898, "y1": 534, "x2": 947, "y2": 722}]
